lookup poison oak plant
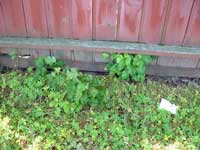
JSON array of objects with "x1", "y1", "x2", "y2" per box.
[{"x1": 103, "y1": 53, "x2": 156, "y2": 81}]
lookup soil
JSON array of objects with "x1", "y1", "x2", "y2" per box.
[{"x1": 147, "y1": 75, "x2": 200, "y2": 87}]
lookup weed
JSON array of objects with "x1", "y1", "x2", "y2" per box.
[
  {"x1": 0, "y1": 56, "x2": 199, "y2": 149},
  {"x1": 103, "y1": 53, "x2": 156, "y2": 81}
]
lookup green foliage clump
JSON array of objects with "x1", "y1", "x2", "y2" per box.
[
  {"x1": 103, "y1": 53, "x2": 155, "y2": 81},
  {"x1": 34, "y1": 56, "x2": 65, "y2": 77},
  {"x1": 0, "y1": 56, "x2": 199, "y2": 150}
]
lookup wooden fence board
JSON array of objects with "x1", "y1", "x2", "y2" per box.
[
  {"x1": 94, "y1": 52, "x2": 109, "y2": 63},
  {"x1": 23, "y1": 0, "x2": 48, "y2": 37},
  {"x1": 1, "y1": 0, "x2": 200, "y2": 72},
  {"x1": 52, "y1": 50, "x2": 72, "y2": 61},
  {"x1": 147, "y1": 65, "x2": 200, "y2": 78},
  {"x1": 183, "y1": 0, "x2": 200, "y2": 47},
  {"x1": 196, "y1": 60, "x2": 200, "y2": 68},
  {"x1": 1, "y1": 0, "x2": 26, "y2": 36},
  {"x1": 74, "y1": 51, "x2": 93, "y2": 62},
  {"x1": 95, "y1": 0, "x2": 118, "y2": 40},
  {"x1": 157, "y1": 56, "x2": 199, "y2": 68},
  {"x1": 30, "y1": 49, "x2": 50, "y2": 58},
  {"x1": 71, "y1": 0, "x2": 92, "y2": 39},
  {"x1": 0, "y1": 2, "x2": 6, "y2": 36},
  {"x1": 23, "y1": 0, "x2": 50, "y2": 58},
  {"x1": 117, "y1": 0, "x2": 143, "y2": 42},
  {"x1": 1, "y1": 37, "x2": 200, "y2": 58},
  {"x1": 139, "y1": 0, "x2": 167, "y2": 43},
  {"x1": 47, "y1": 0, "x2": 72, "y2": 38},
  {"x1": 162, "y1": 0, "x2": 194, "y2": 45}
]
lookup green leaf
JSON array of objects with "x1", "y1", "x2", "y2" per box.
[
  {"x1": 102, "y1": 53, "x2": 109, "y2": 60},
  {"x1": 44, "y1": 56, "x2": 57, "y2": 66}
]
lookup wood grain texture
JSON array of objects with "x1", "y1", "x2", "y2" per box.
[
  {"x1": 71, "y1": 0, "x2": 92, "y2": 39},
  {"x1": 183, "y1": 0, "x2": 200, "y2": 47},
  {"x1": 157, "y1": 56, "x2": 199, "y2": 68},
  {"x1": 196, "y1": 60, "x2": 200, "y2": 68},
  {"x1": 52, "y1": 50, "x2": 72, "y2": 61},
  {"x1": 147, "y1": 65, "x2": 200, "y2": 78},
  {"x1": 16, "y1": 48, "x2": 31, "y2": 68},
  {"x1": 117, "y1": 0, "x2": 143, "y2": 42},
  {"x1": 162, "y1": 0, "x2": 194, "y2": 45},
  {"x1": 1, "y1": 0, "x2": 26, "y2": 36},
  {"x1": 23, "y1": 0, "x2": 48, "y2": 37},
  {"x1": 47, "y1": 0, "x2": 72, "y2": 38},
  {"x1": 74, "y1": 51, "x2": 93, "y2": 62},
  {"x1": 30, "y1": 49, "x2": 50, "y2": 58},
  {"x1": 0, "y1": 2, "x2": 6, "y2": 36},
  {"x1": 139, "y1": 0, "x2": 167, "y2": 43},
  {"x1": 95, "y1": 0, "x2": 118, "y2": 40},
  {"x1": 1, "y1": 37, "x2": 200, "y2": 58}
]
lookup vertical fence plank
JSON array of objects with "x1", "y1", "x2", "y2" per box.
[
  {"x1": 23, "y1": 0, "x2": 50, "y2": 57},
  {"x1": 117, "y1": 0, "x2": 143, "y2": 42},
  {"x1": 47, "y1": 0, "x2": 72, "y2": 38},
  {"x1": 23, "y1": 0, "x2": 48, "y2": 37},
  {"x1": 184, "y1": 0, "x2": 200, "y2": 47},
  {"x1": 1, "y1": 0, "x2": 26, "y2": 36},
  {"x1": 139, "y1": 0, "x2": 167, "y2": 43},
  {"x1": 0, "y1": 2, "x2": 6, "y2": 36},
  {"x1": 47, "y1": 0, "x2": 73, "y2": 61},
  {"x1": 158, "y1": 0, "x2": 196, "y2": 69},
  {"x1": 71, "y1": 0, "x2": 92, "y2": 39},
  {"x1": 94, "y1": 0, "x2": 118, "y2": 40},
  {"x1": 161, "y1": 0, "x2": 194, "y2": 45},
  {"x1": 0, "y1": 0, "x2": 27, "y2": 62}
]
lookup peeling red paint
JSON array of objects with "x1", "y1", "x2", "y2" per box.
[
  {"x1": 47, "y1": 0, "x2": 72, "y2": 38},
  {"x1": 117, "y1": 0, "x2": 143, "y2": 42},
  {"x1": 95, "y1": 0, "x2": 117, "y2": 40},
  {"x1": 1, "y1": 0, "x2": 26, "y2": 36},
  {"x1": 140, "y1": 0, "x2": 167, "y2": 43},
  {"x1": 184, "y1": 0, "x2": 200, "y2": 46},
  {"x1": 71, "y1": 0, "x2": 92, "y2": 39},
  {"x1": 0, "y1": 0, "x2": 199, "y2": 47},
  {"x1": 162, "y1": 0, "x2": 194, "y2": 45},
  {"x1": 23, "y1": 0, "x2": 48, "y2": 37}
]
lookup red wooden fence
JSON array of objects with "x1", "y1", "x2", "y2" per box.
[
  {"x1": 1, "y1": 0, "x2": 200, "y2": 77},
  {"x1": 0, "y1": 0, "x2": 200, "y2": 46}
]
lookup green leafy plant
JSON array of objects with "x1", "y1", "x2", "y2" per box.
[
  {"x1": 34, "y1": 56, "x2": 65, "y2": 77},
  {"x1": 8, "y1": 51, "x2": 18, "y2": 70},
  {"x1": 103, "y1": 53, "x2": 156, "y2": 81},
  {"x1": 8, "y1": 51, "x2": 17, "y2": 60},
  {"x1": 0, "y1": 56, "x2": 199, "y2": 150}
]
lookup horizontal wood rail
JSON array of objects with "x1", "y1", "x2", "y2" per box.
[{"x1": 0, "y1": 37, "x2": 200, "y2": 58}]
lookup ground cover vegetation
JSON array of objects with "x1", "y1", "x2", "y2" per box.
[{"x1": 0, "y1": 55, "x2": 199, "y2": 149}]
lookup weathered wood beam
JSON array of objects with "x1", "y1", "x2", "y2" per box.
[{"x1": 0, "y1": 37, "x2": 200, "y2": 58}]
